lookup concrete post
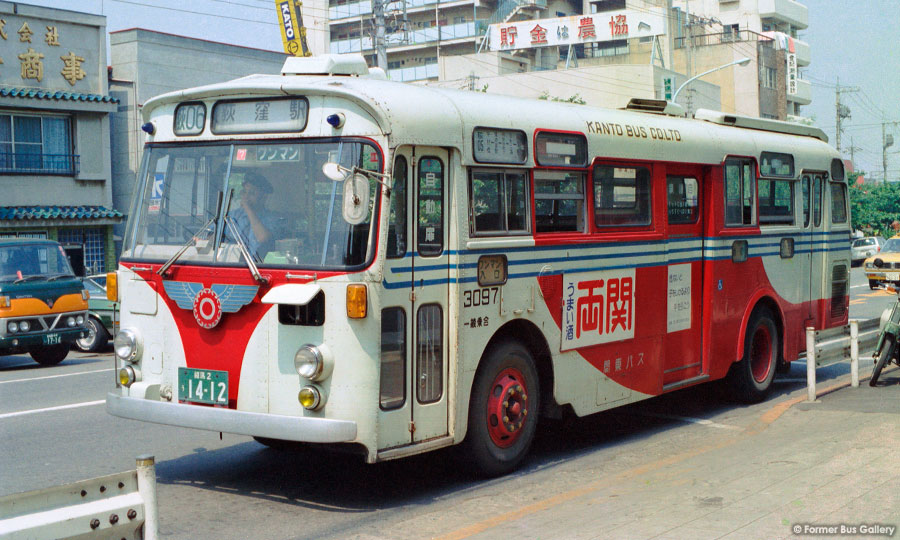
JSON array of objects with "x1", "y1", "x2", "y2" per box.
[
  {"x1": 136, "y1": 455, "x2": 158, "y2": 540},
  {"x1": 806, "y1": 327, "x2": 817, "y2": 402},
  {"x1": 850, "y1": 320, "x2": 860, "y2": 387}
]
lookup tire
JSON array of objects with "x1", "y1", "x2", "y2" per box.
[
  {"x1": 75, "y1": 316, "x2": 109, "y2": 353},
  {"x1": 870, "y1": 335, "x2": 895, "y2": 387},
  {"x1": 30, "y1": 343, "x2": 69, "y2": 366},
  {"x1": 727, "y1": 308, "x2": 778, "y2": 403},
  {"x1": 870, "y1": 280, "x2": 880, "y2": 290},
  {"x1": 462, "y1": 340, "x2": 540, "y2": 477}
]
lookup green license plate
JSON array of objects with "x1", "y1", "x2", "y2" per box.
[
  {"x1": 178, "y1": 368, "x2": 228, "y2": 406},
  {"x1": 42, "y1": 333, "x2": 61, "y2": 345}
]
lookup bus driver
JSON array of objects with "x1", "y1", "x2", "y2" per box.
[{"x1": 227, "y1": 171, "x2": 276, "y2": 260}]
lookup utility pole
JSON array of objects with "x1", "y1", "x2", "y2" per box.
[
  {"x1": 373, "y1": 0, "x2": 387, "y2": 70},
  {"x1": 847, "y1": 136, "x2": 862, "y2": 169},
  {"x1": 834, "y1": 78, "x2": 859, "y2": 153},
  {"x1": 884, "y1": 121, "x2": 898, "y2": 183}
]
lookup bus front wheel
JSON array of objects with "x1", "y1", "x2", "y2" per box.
[
  {"x1": 463, "y1": 340, "x2": 540, "y2": 477},
  {"x1": 728, "y1": 308, "x2": 778, "y2": 403}
]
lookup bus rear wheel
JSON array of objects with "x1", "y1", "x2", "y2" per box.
[
  {"x1": 463, "y1": 340, "x2": 540, "y2": 477},
  {"x1": 727, "y1": 308, "x2": 778, "y2": 403}
]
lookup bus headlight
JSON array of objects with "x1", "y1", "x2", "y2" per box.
[
  {"x1": 298, "y1": 385, "x2": 325, "y2": 410},
  {"x1": 118, "y1": 365, "x2": 139, "y2": 387},
  {"x1": 293, "y1": 344, "x2": 333, "y2": 381},
  {"x1": 114, "y1": 328, "x2": 141, "y2": 363}
]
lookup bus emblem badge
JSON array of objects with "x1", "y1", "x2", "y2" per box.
[
  {"x1": 162, "y1": 281, "x2": 259, "y2": 330},
  {"x1": 193, "y1": 288, "x2": 223, "y2": 329}
]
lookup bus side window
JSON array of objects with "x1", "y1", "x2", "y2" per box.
[
  {"x1": 801, "y1": 175, "x2": 811, "y2": 227},
  {"x1": 470, "y1": 170, "x2": 529, "y2": 235},
  {"x1": 667, "y1": 176, "x2": 699, "y2": 224},
  {"x1": 830, "y1": 182, "x2": 848, "y2": 223},
  {"x1": 593, "y1": 165, "x2": 652, "y2": 227},
  {"x1": 724, "y1": 158, "x2": 756, "y2": 226},
  {"x1": 534, "y1": 171, "x2": 584, "y2": 233},
  {"x1": 387, "y1": 156, "x2": 407, "y2": 259},
  {"x1": 813, "y1": 175, "x2": 823, "y2": 227}
]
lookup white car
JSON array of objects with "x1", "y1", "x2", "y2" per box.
[{"x1": 852, "y1": 236, "x2": 885, "y2": 266}]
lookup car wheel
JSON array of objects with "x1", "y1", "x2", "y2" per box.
[
  {"x1": 870, "y1": 280, "x2": 880, "y2": 290},
  {"x1": 75, "y1": 316, "x2": 109, "y2": 353},
  {"x1": 30, "y1": 344, "x2": 69, "y2": 366}
]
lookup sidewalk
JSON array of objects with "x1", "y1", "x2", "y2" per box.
[{"x1": 437, "y1": 369, "x2": 900, "y2": 540}]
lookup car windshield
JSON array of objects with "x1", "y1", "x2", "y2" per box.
[
  {"x1": 123, "y1": 140, "x2": 382, "y2": 270},
  {"x1": 84, "y1": 279, "x2": 106, "y2": 296},
  {"x1": 881, "y1": 239, "x2": 900, "y2": 253},
  {"x1": 0, "y1": 243, "x2": 74, "y2": 282},
  {"x1": 852, "y1": 238, "x2": 874, "y2": 248}
]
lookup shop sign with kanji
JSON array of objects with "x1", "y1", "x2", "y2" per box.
[{"x1": 488, "y1": 9, "x2": 664, "y2": 52}]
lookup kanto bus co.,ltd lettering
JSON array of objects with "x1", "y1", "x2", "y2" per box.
[{"x1": 562, "y1": 269, "x2": 635, "y2": 351}]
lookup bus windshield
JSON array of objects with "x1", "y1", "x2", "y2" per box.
[
  {"x1": 123, "y1": 140, "x2": 382, "y2": 270},
  {"x1": 0, "y1": 243, "x2": 74, "y2": 283}
]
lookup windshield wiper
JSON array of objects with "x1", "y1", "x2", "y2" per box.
[
  {"x1": 46, "y1": 273, "x2": 76, "y2": 282},
  {"x1": 13, "y1": 275, "x2": 48, "y2": 284},
  {"x1": 223, "y1": 214, "x2": 267, "y2": 285},
  {"x1": 157, "y1": 191, "x2": 224, "y2": 277}
]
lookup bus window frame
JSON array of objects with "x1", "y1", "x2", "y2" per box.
[
  {"x1": 532, "y1": 169, "x2": 587, "y2": 235},
  {"x1": 723, "y1": 156, "x2": 758, "y2": 228},
  {"x1": 468, "y1": 168, "x2": 531, "y2": 237},
  {"x1": 533, "y1": 129, "x2": 588, "y2": 168},
  {"x1": 757, "y1": 175, "x2": 796, "y2": 226},
  {"x1": 590, "y1": 161, "x2": 654, "y2": 230}
]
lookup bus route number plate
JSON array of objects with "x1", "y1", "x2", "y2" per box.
[{"x1": 178, "y1": 368, "x2": 228, "y2": 406}]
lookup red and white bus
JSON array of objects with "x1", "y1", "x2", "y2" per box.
[{"x1": 107, "y1": 55, "x2": 850, "y2": 476}]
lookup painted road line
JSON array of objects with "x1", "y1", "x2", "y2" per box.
[
  {"x1": 0, "y1": 368, "x2": 111, "y2": 385},
  {"x1": 0, "y1": 400, "x2": 105, "y2": 420}
]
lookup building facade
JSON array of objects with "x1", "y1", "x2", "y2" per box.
[
  {"x1": 0, "y1": 2, "x2": 121, "y2": 275},
  {"x1": 108, "y1": 29, "x2": 289, "y2": 255}
]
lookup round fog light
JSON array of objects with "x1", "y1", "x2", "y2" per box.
[
  {"x1": 118, "y1": 366, "x2": 136, "y2": 387},
  {"x1": 19, "y1": 321, "x2": 29, "y2": 332},
  {"x1": 76, "y1": 315, "x2": 84, "y2": 325},
  {"x1": 298, "y1": 385, "x2": 324, "y2": 410},
  {"x1": 67, "y1": 317, "x2": 76, "y2": 327},
  {"x1": 7, "y1": 322, "x2": 17, "y2": 333}
]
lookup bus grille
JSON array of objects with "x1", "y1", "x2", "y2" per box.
[{"x1": 831, "y1": 263, "x2": 849, "y2": 318}]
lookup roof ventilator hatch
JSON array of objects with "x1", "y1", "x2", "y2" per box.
[{"x1": 281, "y1": 54, "x2": 385, "y2": 79}]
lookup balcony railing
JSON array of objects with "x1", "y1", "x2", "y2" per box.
[
  {"x1": 330, "y1": 22, "x2": 478, "y2": 53},
  {"x1": 674, "y1": 29, "x2": 771, "y2": 49},
  {"x1": 0, "y1": 153, "x2": 80, "y2": 175}
]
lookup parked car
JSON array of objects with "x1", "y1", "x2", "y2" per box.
[
  {"x1": 864, "y1": 236, "x2": 900, "y2": 289},
  {"x1": 851, "y1": 236, "x2": 885, "y2": 266},
  {"x1": 0, "y1": 239, "x2": 88, "y2": 365},
  {"x1": 75, "y1": 274, "x2": 118, "y2": 352}
]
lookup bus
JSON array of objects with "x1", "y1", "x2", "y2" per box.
[{"x1": 106, "y1": 54, "x2": 850, "y2": 476}]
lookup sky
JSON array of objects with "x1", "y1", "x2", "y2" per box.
[{"x1": 15, "y1": 0, "x2": 900, "y2": 179}]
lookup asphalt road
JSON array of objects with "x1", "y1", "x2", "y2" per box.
[{"x1": 0, "y1": 265, "x2": 893, "y2": 539}]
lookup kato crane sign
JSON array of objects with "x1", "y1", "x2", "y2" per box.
[{"x1": 276, "y1": 0, "x2": 312, "y2": 57}]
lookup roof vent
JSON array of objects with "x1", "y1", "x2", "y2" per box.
[
  {"x1": 623, "y1": 98, "x2": 685, "y2": 117},
  {"x1": 282, "y1": 54, "x2": 369, "y2": 76}
]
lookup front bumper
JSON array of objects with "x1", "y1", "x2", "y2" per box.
[
  {"x1": 0, "y1": 327, "x2": 85, "y2": 351},
  {"x1": 106, "y1": 392, "x2": 358, "y2": 443}
]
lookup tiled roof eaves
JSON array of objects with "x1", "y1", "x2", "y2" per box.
[
  {"x1": 0, "y1": 87, "x2": 119, "y2": 104},
  {"x1": 0, "y1": 206, "x2": 124, "y2": 221}
]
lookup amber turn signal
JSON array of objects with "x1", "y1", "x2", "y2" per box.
[
  {"x1": 107, "y1": 272, "x2": 118, "y2": 302},
  {"x1": 346, "y1": 284, "x2": 367, "y2": 319}
]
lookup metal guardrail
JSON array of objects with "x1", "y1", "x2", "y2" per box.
[
  {"x1": 0, "y1": 455, "x2": 158, "y2": 540},
  {"x1": 804, "y1": 318, "x2": 880, "y2": 401}
]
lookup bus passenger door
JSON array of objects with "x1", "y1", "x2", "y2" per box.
[
  {"x1": 663, "y1": 168, "x2": 706, "y2": 388},
  {"x1": 409, "y1": 148, "x2": 450, "y2": 442},
  {"x1": 378, "y1": 147, "x2": 449, "y2": 449}
]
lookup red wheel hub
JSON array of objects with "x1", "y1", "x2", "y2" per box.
[
  {"x1": 486, "y1": 367, "x2": 529, "y2": 448},
  {"x1": 750, "y1": 325, "x2": 772, "y2": 383}
]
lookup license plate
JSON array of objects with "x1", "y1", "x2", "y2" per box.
[
  {"x1": 887, "y1": 273, "x2": 900, "y2": 281},
  {"x1": 178, "y1": 368, "x2": 228, "y2": 406},
  {"x1": 42, "y1": 333, "x2": 61, "y2": 345}
]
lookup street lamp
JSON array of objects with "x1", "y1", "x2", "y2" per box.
[{"x1": 671, "y1": 57, "x2": 752, "y2": 102}]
